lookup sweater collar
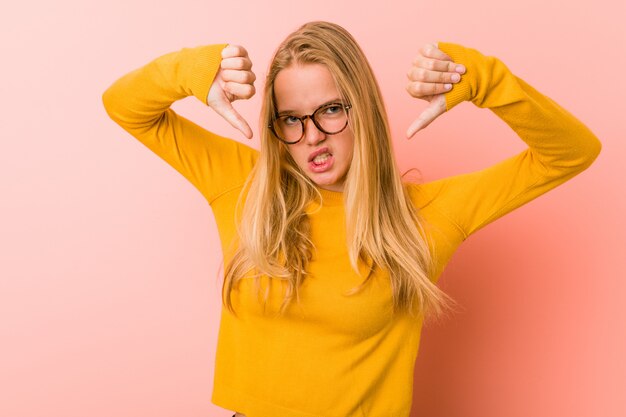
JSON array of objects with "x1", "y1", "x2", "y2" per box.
[{"x1": 316, "y1": 187, "x2": 344, "y2": 207}]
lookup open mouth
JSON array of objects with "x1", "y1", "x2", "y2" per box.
[
  {"x1": 312, "y1": 152, "x2": 331, "y2": 165},
  {"x1": 307, "y1": 147, "x2": 334, "y2": 173}
]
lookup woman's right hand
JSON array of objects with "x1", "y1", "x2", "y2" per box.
[{"x1": 207, "y1": 45, "x2": 256, "y2": 139}]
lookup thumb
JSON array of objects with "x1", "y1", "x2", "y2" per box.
[
  {"x1": 406, "y1": 98, "x2": 446, "y2": 139},
  {"x1": 211, "y1": 99, "x2": 253, "y2": 139}
]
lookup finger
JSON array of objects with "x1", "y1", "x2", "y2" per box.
[
  {"x1": 407, "y1": 66, "x2": 462, "y2": 84},
  {"x1": 220, "y1": 68, "x2": 256, "y2": 84},
  {"x1": 221, "y1": 56, "x2": 253, "y2": 71},
  {"x1": 222, "y1": 44, "x2": 249, "y2": 59},
  {"x1": 410, "y1": 54, "x2": 465, "y2": 75},
  {"x1": 420, "y1": 42, "x2": 453, "y2": 61},
  {"x1": 224, "y1": 82, "x2": 256, "y2": 100},
  {"x1": 406, "y1": 101, "x2": 446, "y2": 138},
  {"x1": 212, "y1": 100, "x2": 253, "y2": 139},
  {"x1": 406, "y1": 80, "x2": 453, "y2": 98}
]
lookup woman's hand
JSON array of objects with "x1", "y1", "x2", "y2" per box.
[
  {"x1": 405, "y1": 42, "x2": 466, "y2": 138},
  {"x1": 207, "y1": 45, "x2": 256, "y2": 139}
]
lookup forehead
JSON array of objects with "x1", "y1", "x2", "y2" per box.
[{"x1": 273, "y1": 63, "x2": 340, "y2": 113}]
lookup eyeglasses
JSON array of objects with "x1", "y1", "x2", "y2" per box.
[{"x1": 269, "y1": 102, "x2": 352, "y2": 145}]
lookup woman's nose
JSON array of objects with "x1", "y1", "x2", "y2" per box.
[{"x1": 302, "y1": 117, "x2": 325, "y2": 145}]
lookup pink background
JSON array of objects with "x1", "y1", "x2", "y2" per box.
[{"x1": 1, "y1": 0, "x2": 624, "y2": 416}]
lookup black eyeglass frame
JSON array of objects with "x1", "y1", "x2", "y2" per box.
[{"x1": 268, "y1": 102, "x2": 353, "y2": 145}]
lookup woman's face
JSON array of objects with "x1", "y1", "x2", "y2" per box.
[{"x1": 273, "y1": 63, "x2": 354, "y2": 193}]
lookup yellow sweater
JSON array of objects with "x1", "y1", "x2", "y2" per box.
[{"x1": 102, "y1": 42, "x2": 601, "y2": 417}]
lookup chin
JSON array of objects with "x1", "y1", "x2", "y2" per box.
[{"x1": 313, "y1": 176, "x2": 345, "y2": 192}]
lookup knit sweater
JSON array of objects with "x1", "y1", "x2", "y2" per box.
[{"x1": 102, "y1": 42, "x2": 601, "y2": 417}]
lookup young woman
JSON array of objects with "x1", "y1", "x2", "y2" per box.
[{"x1": 103, "y1": 21, "x2": 601, "y2": 417}]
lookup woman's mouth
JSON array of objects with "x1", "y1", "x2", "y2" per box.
[
  {"x1": 309, "y1": 152, "x2": 334, "y2": 172},
  {"x1": 313, "y1": 152, "x2": 330, "y2": 164}
]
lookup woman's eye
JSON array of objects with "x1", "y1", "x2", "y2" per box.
[
  {"x1": 282, "y1": 116, "x2": 299, "y2": 126},
  {"x1": 324, "y1": 105, "x2": 342, "y2": 114}
]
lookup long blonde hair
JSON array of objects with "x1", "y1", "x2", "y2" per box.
[{"x1": 223, "y1": 21, "x2": 455, "y2": 320}]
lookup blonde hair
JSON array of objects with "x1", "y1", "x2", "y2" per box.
[{"x1": 223, "y1": 21, "x2": 455, "y2": 320}]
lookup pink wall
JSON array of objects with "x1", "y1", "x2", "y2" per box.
[{"x1": 1, "y1": 1, "x2": 624, "y2": 416}]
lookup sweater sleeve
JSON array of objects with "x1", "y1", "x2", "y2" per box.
[
  {"x1": 419, "y1": 42, "x2": 602, "y2": 240},
  {"x1": 101, "y1": 44, "x2": 259, "y2": 204}
]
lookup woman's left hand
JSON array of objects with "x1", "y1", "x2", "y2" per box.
[{"x1": 405, "y1": 42, "x2": 466, "y2": 138}]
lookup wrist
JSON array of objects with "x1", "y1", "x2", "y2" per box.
[
  {"x1": 186, "y1": 44, "x2": 229, "y2": 105},
  {"x1": 438, "y1": 42, "x2": 473, "y2": 111}
]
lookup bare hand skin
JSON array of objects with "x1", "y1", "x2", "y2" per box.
[
  {"x1": 207, "y1": 45, "x2": 256, "y2": 139},
  {"x1": 405, "y1": 42, "x2": 466, "y2": 138}
]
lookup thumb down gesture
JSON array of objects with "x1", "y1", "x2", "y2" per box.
[
  {"x1": 207, "y1": 45, "x2": 256, "y2": 139},
  {"x1": 406, "y1": 42, "x2": 466, "y2": 138}
]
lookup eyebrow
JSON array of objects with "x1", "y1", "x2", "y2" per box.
[{"x1": 276, "y1": 99, "x2": 343, "y2": 116}]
